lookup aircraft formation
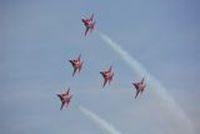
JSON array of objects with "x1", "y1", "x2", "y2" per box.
[{"x1": 57, "y1": 14, "x2": 146, "y2": 110}]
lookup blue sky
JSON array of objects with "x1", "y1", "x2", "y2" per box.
[{"x1": 1, "y1": 0, "x2": 200, "y2": 134}]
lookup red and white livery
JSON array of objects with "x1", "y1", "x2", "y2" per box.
[
  {"x1": 82, "y1": 14, "x2": 96, "y2": 36},
  {"x1": 69, "y1": 54, "x2": 83, "y2": 76},
  {"x1": 132, "y1": 77, "x2": 146, "y2": 99},
  {"x1": 57, "y1": 88, "x2": 73, "y2": 110},
  {"x1": 100, "y1": 66, "x2": 114, "y2": 88}
]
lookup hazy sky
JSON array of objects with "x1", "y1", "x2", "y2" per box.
[{"x1": 1, "y1": 0, "x2": 200, "y2": 134}]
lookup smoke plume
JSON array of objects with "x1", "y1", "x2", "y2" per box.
[
  {"x1": 98, "y1": 32, "x2": 195, "y2": 134},
  {"x1": 79, "y1": 106, "x2": 121, "y2": 134}
]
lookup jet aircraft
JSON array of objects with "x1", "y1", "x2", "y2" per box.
[
  {"x1": 82, "y1": 14, "x2": 96, "y2": 36},
  {"x1": 69, "y1": 54, "x2": 83, "y2": 76},
  {"x1": 100, "y1": 66, "x2": 114, "y2": 87},
  {"x1": 132, "y1": 77, "x2": 146, "y2": 99},
  {"x1": 57, "y1": 88, "x2": 73, "y2": 110}
]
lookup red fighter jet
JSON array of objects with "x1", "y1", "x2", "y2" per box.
[
  {"x1": 69, "y1": 54, "x2": 83, "y2": 76},
  {"x1": 57, "y1": 88, "x2": 73, "y2": 110},
  {"x1": 132, "y1": 77, "x2": 146, "y2": 99},
  {"x1": 82, "y1": 13, "x2": 96, "y2": 36},
  {"x1": 100, "y1": 66, "x2": 114, "y2": 87}
]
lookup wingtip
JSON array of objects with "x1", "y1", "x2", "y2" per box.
[
  {"x1": 57, "y1": 94, "x2": 61, "y2": 97},
  {"x1": 69, "y1": 60, "x2": 73, "y2": 64},
  {"x1": 132, "y1": 83, "x2": 136, "y2": 87}
]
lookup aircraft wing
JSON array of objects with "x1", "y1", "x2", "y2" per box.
[
  {"x1": 133, "y1": 83, "x2": 138, "y2": 89},
  {"x1": 57, "y1": 94, "x2": 63, "y2": 101},
  {"x1": 103, "y1": 79, "x2": 108, "y2": 87},
  {"x1": 72, "y1": 68, "x2": 77, "y2": 76},
  {"x1": 135, "y1": 90, "x2": 140, "y2": 99},
  {"x1": 90, "y1": 14, "x2": 94, "y2": 21},
  {"x1": 85, "y1": 27, "x2": 89, "y2": 36},
  {"x1": 60, "y1": 102, "x2": 65, "y2": 110}
]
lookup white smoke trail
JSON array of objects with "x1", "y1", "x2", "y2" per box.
[
  {"x1": 79, "y1": 106, "x2": 121, "y2": 134},
  {"x1": 98, "y1": 32, "x2": 195, "y2": 134}
]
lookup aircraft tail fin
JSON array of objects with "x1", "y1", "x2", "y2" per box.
[
  {"x1": 108, "y1": 65, "x2": 112, "y2": 72},
  {"x1": 90, "y1": 13, "x2": 94, "y2": 21},
  {"x1": 92, "y1": 21, "x2": 95, "y2": 29},
  {"x1": 67, "y1": 88, "x2": 70, "y2": 95},
  {"x1": 141, "y1": 77, "x2": 145, "y2": 84},
  {"x1": 111, "y1": 72, "x2": 114, "y2": 81},
  {"x1": 78, "y1": 54, "x2": 81, "y2": 61}
]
